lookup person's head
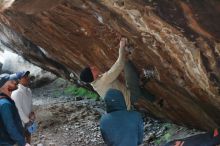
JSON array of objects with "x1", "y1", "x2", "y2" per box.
[
  {"x1": 104, "y1": 89, "x2": 127, "y2": 113},
  {"x1": 16, "y1": 71, "x2": 30, "y2": 87},
  {"x1": 0, "y1": 73, "x2": 18, "y2": 97},
  {"x1": 80, "y1": 66, "x2": 101, "y2": 83}
]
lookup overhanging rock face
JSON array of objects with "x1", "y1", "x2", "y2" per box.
[{"x1": 0, "y1": 0, "x2": 220, "y2": 130}]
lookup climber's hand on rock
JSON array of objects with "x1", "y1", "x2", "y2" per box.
[{"x1": 119, "y1": 37, "x2": 128, "y2": 49}]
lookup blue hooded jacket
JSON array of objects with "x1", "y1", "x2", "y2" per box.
[
  {"x1": 100, "y1": 89, "x2": 144, "y2": 146},
  {"x1": 0, "y1": 93, "x2": 26, "y2": 146}
]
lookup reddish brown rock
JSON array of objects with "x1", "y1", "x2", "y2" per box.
[{"x1": 0, "y1": 0, "x2": 220, "y2": 130}]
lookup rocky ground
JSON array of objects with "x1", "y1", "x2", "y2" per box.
[{"x1": 31, "y1": 78, "x2": 204, "y2": 146}]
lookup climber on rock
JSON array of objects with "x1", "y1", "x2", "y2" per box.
[{"x1": 80, "y1": 37, "x2": 162, "y2": 110}]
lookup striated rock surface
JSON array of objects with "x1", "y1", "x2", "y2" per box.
[{"x1": 0, "y1": 0, "x2": 220, "y2": 130}]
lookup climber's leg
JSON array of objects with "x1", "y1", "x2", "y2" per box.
[{"x1": 124, "y1": 60, "x2": 156, "y2": 103}]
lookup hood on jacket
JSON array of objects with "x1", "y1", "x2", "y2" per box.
[{"x1": 104, "y1": 89, "x2": 127, "y2": 113}]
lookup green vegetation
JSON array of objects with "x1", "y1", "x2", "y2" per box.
[
  {"x1": 155, "y1": 123, "x2": 173, "y2": 145},
  {"x1": 50, "y1": 78, "x2": 99, "y2": 100},
  {"x1": 155, "y1": 132, "x2": 172, "y2": 145},
  {"x1": 64, "y1": 85, "x2": 99, "y2": 100}
]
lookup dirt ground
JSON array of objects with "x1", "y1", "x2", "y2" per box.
[
  {"x1": 32, "y1": 101, "x2": 105, "y2": 146},
  {"x1": 31, "y1": 79, "x2": 203, "y2": 146}
]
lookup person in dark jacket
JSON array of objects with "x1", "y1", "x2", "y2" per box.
[
  {"x1": 0, "y1": 73, "x2": 29, "y2": 146},
  {"x1": 164, "y1": 128, "x2": 220, "y2": 146},
  {"x1": 100, "y1": 89, "x2": 144, "y2": 146}
]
